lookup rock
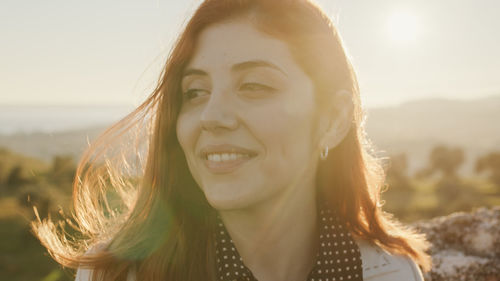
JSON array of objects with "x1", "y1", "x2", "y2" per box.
[{"x1": 412, "y1": 207, "x2": 500, "y2": 281}]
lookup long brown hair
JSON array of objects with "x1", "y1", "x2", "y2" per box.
[{"x1": 32, "y1": 0, "x2": 431, "y2": 280}]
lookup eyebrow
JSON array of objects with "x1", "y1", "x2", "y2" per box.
[
  {"x1": 182, "y1": 60, "x2": 288, "y2": 78},
  {"x1": 232, "y1": 60, "x2": 288, "y2": 76},
  {"x1": 182, "y1": 68, "x2": 207, "y2": 77}
]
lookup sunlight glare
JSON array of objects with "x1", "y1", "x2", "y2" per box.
[{"x1": 386, "y1": 10, "x2": 420, "y2": 44}]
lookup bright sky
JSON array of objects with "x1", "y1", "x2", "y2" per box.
[{"x1": 1, "y1": 0, "x2": 499, "y2": 107}]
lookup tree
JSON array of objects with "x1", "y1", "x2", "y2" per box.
[
  {"x1": 386, "y1": 153, "x2": 412, "y2": 190},
  {"x1": 475, "y1": 151, "x2": 500, "y2": 188},
  {"x1": 383, "y1": 152, "x2": 416, "y2": 219},
  {"x1": 417, "y1": 145, "x2": 465, "y2": 179},
  {"x1": 415, "y1": 145, "x2": 466, "y2": 206},
  {"x1": 6, "y1": 165, "x2": 31, "y2": 187},
  {"x1": 0, "y1": 161, "x2": 7, "y2": 186},
  {"x1": 49, "y1": 155, "x2": 76, "y2": 187}
]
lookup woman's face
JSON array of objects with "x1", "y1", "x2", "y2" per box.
[{"x1": 176, "y1": 20, "x2": 323, "y2": 211}]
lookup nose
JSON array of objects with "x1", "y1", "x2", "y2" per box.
[{"x1": 200, "y1": 93, "x2": 238, "y2": 132}]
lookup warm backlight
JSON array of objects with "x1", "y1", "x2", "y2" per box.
[{"x1": 386, "y1": 10, "x2": 420, "y2": 44}]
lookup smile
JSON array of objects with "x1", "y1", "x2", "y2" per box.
[
  {"x1": 206, "y1": 152, "x2": 252, "y2": 162},
  {"x1": 200, "y1": 145, "x2": 258, "y2": 174}
]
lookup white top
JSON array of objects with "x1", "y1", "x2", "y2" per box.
[
  {"x1": 75, "y1": 238, "x2": 424, "y2": 281},
  {"x1": 356, "y1": 239, "x2": 424, "y2": 281}
]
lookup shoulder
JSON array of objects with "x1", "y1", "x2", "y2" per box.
[
  {"x1": 74, "y1": 243, "x2": 137, "y2": 281},
  {"x1": 75, "y1": 243, "x2": 106, "y2": 281},
  {"x1": 75, "y1": 267, "x2": 95, "y2": 281},
  {"x1": 75, "y1": 268, "x2": 136, "y2": 281},
  {"x1": 355, "y1": 238, "x2": 424, "y2": 281}
]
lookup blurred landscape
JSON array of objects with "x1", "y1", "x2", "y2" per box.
[{"x1": 0, "y1": 96, "x2": 499, "y2": 280}]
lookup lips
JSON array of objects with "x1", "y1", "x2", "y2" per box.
[{"x1": 199, "y1": 144, "x2": 258, "y2": 174}]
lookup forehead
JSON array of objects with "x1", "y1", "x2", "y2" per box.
[{"x1": 187, "y1": 20, "x2": 300, "y2": 73}]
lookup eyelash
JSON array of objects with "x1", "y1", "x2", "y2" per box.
[
  {"x1": 239, "y1": 82, "x2": 274, "y2": 92},
  {"x1": 182, "y1": 83, "x2": 275, "y2": 101},
  {"x1": 183, "y1": 89, "x2": 209, "y2": 100}
]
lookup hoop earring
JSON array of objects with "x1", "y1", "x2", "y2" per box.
[{"x1": 320, "y1": 145, "x2": 329, "y2": 160}]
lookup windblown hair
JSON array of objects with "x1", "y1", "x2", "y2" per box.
[{"x1": 32, "y1": 0, "x2": 431, "y2": 280}]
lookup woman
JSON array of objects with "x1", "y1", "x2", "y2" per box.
[{"x1": 33, "y1": 0, "x2": 431, "y2": 280}]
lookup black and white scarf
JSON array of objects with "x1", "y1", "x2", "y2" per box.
[{"x1": 214, "y1": 205, "x2": 363, "y2": 281}]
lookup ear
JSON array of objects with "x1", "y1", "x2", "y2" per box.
[{"x1": 318, "y1": 89, "x2": 354, "y2": 150}]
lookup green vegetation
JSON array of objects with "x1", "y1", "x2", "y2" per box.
[
  {"x1": 382, "y1": 145, "x2": 500, "y2": 222},
  {"x1": 0, "y1": 145, "x2": 499, "y2": 280},
  {"x1": 0, "y1": 148, "x2": 74, "y2": 281}
]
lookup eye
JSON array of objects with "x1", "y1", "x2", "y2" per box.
[
  {"x1": 183, "y1": 88, "x2": 210, "y2": 101},
  {"x1": 239, "y1": 83, "x2": 275, "y2": 93}
]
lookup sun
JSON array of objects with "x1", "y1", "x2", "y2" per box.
[{"x1": 386, "y1": 10, "x2": 420, "y2": 44}]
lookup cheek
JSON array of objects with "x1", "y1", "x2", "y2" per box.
[
  {"x1": 176, "y1": 111, "x2": 199, "y2": 156},
  {"x1": 176, "y1": 111, "x2": 206, "y2": 187},
  {"x1": 247, "y1": 98, "x2": 317, "y2": 169}
]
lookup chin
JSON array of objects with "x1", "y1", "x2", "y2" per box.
[
  {"x1": 205, "y1": 195, "x2": 249, "y2": 212},
  {"x1": 202, "y1": 186, "x2": 259, "y2": 212}
]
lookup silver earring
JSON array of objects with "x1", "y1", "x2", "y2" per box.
[{"x1": 320, "y1": 145, "x2": 329, "y2": 160}]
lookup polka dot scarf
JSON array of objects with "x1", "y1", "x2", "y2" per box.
[{"x1": 214, "y1": 205, "x2": 363, "y2": 281}]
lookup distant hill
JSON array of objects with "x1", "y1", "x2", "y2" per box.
[
  {"x1": 0, "y1": 104, "x2": 132, "y2": 135},
  {"x1": 0, "y1": 126, "x2": 106, "y2": 162},
  {"x1": 0, "y1": 96, "x2": 499, "y2": 175},
  {"x1": 0, "y1": 104, "x2": 132, "y2": 162}
]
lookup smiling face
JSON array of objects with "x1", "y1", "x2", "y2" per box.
[{"x1": 176, "y1": 20, "x2": 323, "y2": 211}]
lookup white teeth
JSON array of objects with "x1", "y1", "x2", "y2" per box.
[{"x1": 207, "y1": 153, "x2": 249, "y2": 162}]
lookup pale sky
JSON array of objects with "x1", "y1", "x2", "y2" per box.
[{"x1": 1, "y1": 0, "x2": 499, "y2": 107}]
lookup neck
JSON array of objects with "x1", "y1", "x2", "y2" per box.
[{"x1": 219, "y1": 178, "x2": 318, "y2": 281}]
